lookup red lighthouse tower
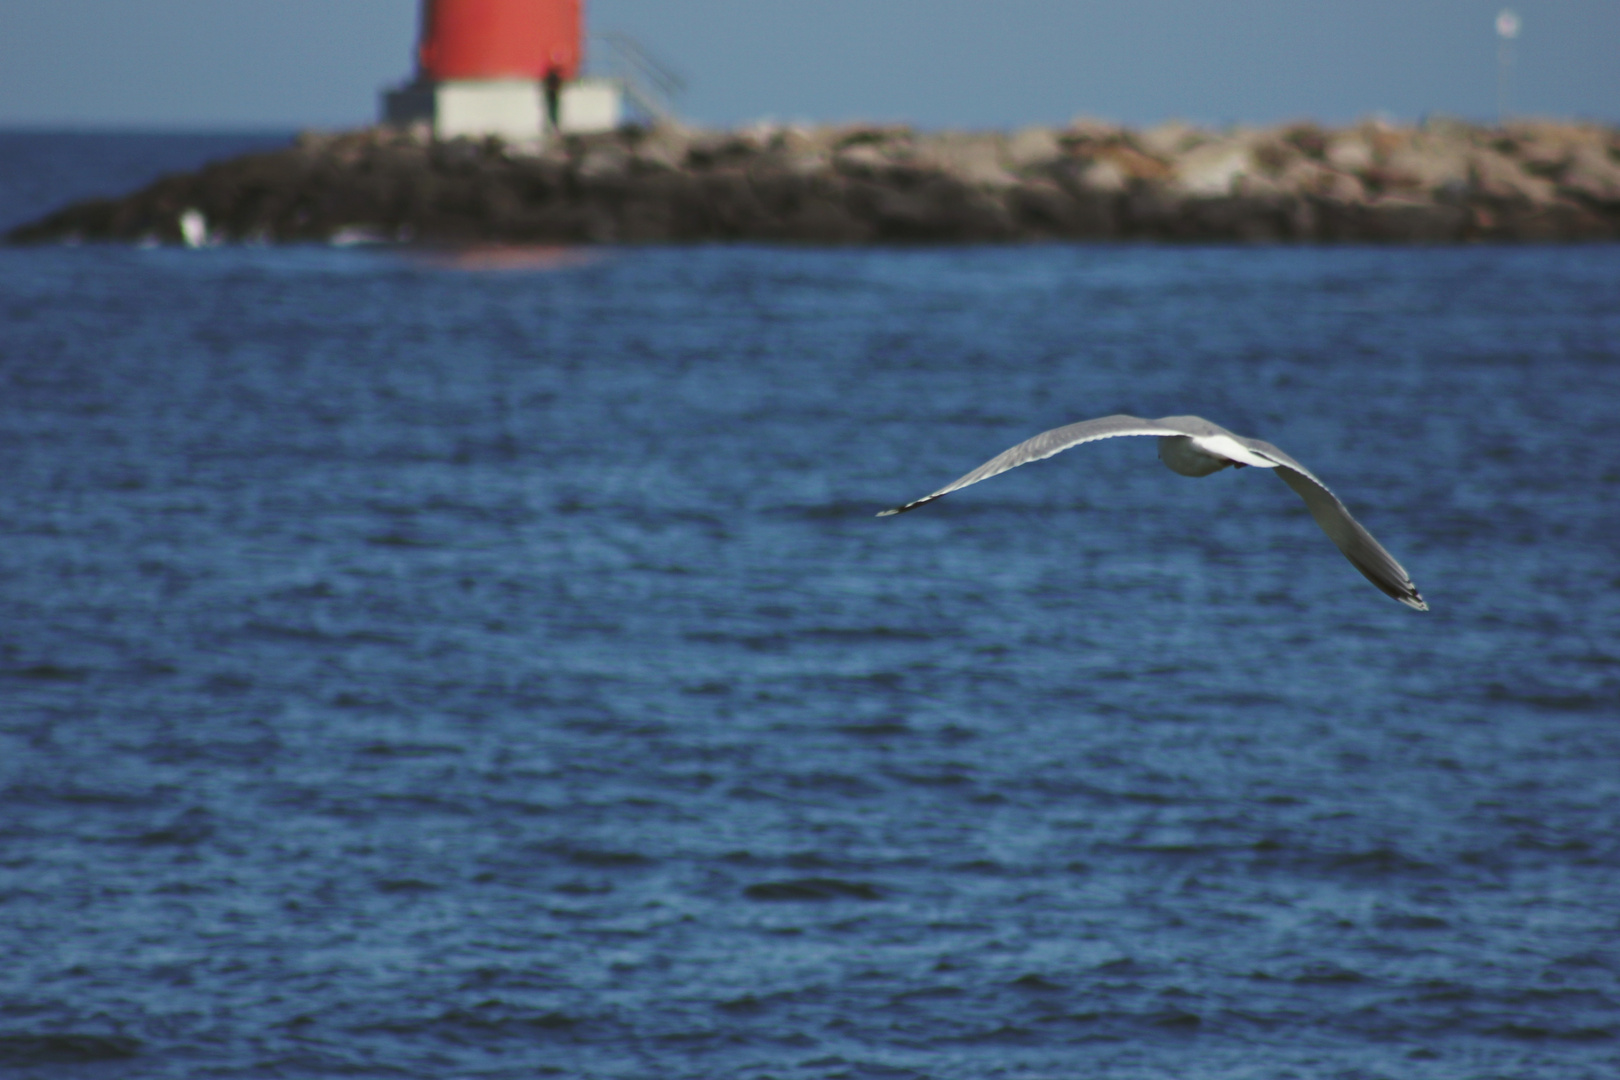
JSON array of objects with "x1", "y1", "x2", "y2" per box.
[
  {"x1": 417, "y1": 0, "x2": 581, "y2": 82},
  {"x1": 383, "y1": 0, "x2": 620, "y2": 140}
]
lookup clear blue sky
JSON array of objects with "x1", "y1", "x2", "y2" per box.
[{"x1": 1, "y1": 0, "x2": 1615, "y2": 131}]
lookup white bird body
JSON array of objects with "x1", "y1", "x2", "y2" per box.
[
  {"x1": 878, "y1": 413, "x2": 1427, "y2": 611},
  {"x1": 1157, "y1": 433, "x2": 1270, "y2": 475}
]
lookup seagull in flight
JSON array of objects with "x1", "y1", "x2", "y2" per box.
[{"x1": 878, "y1": 414, "x2": 1427, "y2": 610}]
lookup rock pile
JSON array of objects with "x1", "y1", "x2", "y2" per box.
[{"x1": 11, "y1": 116, "x2": 1620, "y2": 245}]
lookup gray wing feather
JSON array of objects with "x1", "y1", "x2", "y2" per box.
[
  {"x1": 1270, "y1": 465, "x2": 1428, "y2": 611},
  {"x1": 1222, "y1": 435, "x2": 1425, "y2": 610},
  {"x1": 1199, "y1": 433, "x2": 1426, "y2": 611},
  {"x1": 875, "y1": 414, "x2": 1190, "y2": 516}
]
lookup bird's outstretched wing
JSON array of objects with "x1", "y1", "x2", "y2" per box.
[
  {"x1": 1214, "y1": 433, "x2": 1426, "y2": 611},
  {"x1": 875, "y1": 414, "x2": 1190, "y2": 516},
  {"x1": 877, "y1": 414, "x2": 1428, "y2": 611}
]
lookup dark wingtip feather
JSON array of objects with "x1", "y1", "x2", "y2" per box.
[
  {"x1": 876, "y1": 495, "x2": 936, "y2": 517},
  {"x1": 1349, "y1": 554, "x2": 1428, "y2": 611}
]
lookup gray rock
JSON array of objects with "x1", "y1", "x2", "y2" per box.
[
  {"x1": 1381, "y1": 136, "x2": 1471, "y2": 193},
  {"x1": 576, "y1": 142, "x2": 632, "y2": 182},
  {"x1": 1139, "y1": 120, "x2": 1206, "y2": 158},
  {"x1": 1075, "y1": 158, "x2": 1129, "y2": 194},
  {"x1": 1469, "y1": 149, "x2": 1556, "y2": 205},
  {"x1": 1006, "y1": 127, "x2": 1061, "y2": 171},
  {"x1": 1560, "y1": 144, "x2": 1620, "y2": 206},
  {"x1": 913, "y1": 133, "x2": 1018, "y2": 190},
  {"x1": 1170, "y1": 141, "x2": 1255, "y2": 197},
  {"x1": 1324, "y1": 131, "x2": 1376, "y2": 174}
]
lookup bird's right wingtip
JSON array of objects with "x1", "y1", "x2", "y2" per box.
[{"x1": 877, "y1": 497, "x2": 930, "y2": 517}]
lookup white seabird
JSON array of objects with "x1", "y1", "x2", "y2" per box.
[{"x1": 878, "y1": 414, "x2": 1427, "y2": 611}]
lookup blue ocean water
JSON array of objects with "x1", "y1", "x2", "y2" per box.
[{"x1": 1, "y1": 134, "x2": 1618, "y2": 1080}]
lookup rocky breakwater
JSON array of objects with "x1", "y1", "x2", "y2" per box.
[{"x1": 10, "y1": 117, "x2": 1620, "y2": 245}]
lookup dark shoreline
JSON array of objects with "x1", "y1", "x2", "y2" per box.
[{"x1": 8, "y1": 117, "x2": 1619, "y2": 246}]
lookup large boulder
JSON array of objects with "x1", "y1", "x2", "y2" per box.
[
  {"x1": 1560, "y1": 143, "x2": 1620, "y2": 207},
  {"x1": 912, "y1": 133, "x2": 1019, "y2": 190},
  {"x1": 1005, "y1": 127, "x2": 1061, "y2": 171},
  {"x1": 1469, "y1": 148, "x2": 1557, "y2": 206},
  {"x1": 1169, "y1": 140, "x2": 1255, "y2": 197}
]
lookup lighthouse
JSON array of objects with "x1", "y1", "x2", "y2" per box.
[{"x1": 382, "y1": 0, "x2": 623, "y2": 140}]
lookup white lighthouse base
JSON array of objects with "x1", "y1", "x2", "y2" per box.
[
  {"x1": 434, "y1": 80, "x2": 545, "y2": 140},
  {"x1": 383, "y1": 78, "x2": 624, "y2": 141},
  {"x1": 557, "y1": 80, "x2": 624, "y2": 134}
]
